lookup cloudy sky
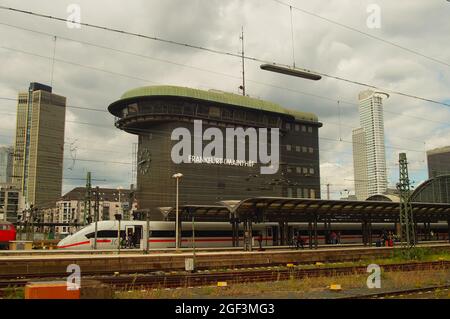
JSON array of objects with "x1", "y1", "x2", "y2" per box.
[{"x1": 0, "y1": 0, "x2": 449, "y2": 199}]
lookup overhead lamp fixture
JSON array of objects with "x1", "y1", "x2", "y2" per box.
[{"x1": 260, "y1": 64, "x2": 322, "y2": 81}]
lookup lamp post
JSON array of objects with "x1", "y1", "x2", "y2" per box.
[
  {"x1": 114, "y1": 213, "x2": 122, "y2": 254},
  {"x1": 117, "y1": 186, "x2": 123, "y2": 219},
  {"x1": 145, "y1": 209, "x2": 150, "y2": 255},
  {"x1": 172, "y1": 173, "x2": 183, "y2": 251},
  {"x1": 192, "y1": 212, "x2": 196, "y2": 271}
]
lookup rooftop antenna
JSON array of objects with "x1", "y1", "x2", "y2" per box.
[{"x1": 239, "y1": 26, "x2": 246, "y2": 96}]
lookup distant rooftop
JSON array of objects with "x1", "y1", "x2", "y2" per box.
[
  {"x1": 29, "y1": 82, "x2": 52, "y2": 93},
  {"x1": 61, "y1": 187, "x2": 131, "y2": 202},
  {"x1": 427, "y1": 146, "x2": 450, "y2": 156},
  {"x1": 110, "y1": 85, "x2": 319, "y2": 122}
]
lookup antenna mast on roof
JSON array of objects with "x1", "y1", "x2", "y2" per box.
[{"x1": 239, "y1": 26, "x2": 246, "y2": 96}]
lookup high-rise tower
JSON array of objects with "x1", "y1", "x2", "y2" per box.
[
  {"x1": 12, "y1": 82, "x2": 66, "y2": 209},
  {"x1": 352, "y1": 128, "x2": 368, "y2": 200},
  {"x1": 0, "y1": 146, "x2": 13, "y2": 184},
  {"x1": 352, "y1": 90, "x2": 389, "y2": 199}
]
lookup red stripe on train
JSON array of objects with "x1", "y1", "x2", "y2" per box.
[{"x1": 58, "y1": 239, "x2": 111, "y2": 248}]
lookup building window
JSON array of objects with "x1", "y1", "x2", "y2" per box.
[
  {"x1": 303, "y1": 188, "x2": 309, "y2": 198},
  {"x1": 209, "y1": 106, "x2": 221, "y2": 118},
  {"x1": 302, "y1": 167, "x2": 308, "y2": 174},
  {"x1": 295, "y1": 124, "x2": 300, "y2": 131},
  {"x1": 287, "y1": 188, "x2": 293, "y2": 197},
  {"x1": 222, "y1": 108, "x2": 233, "y2": 119},
  {"x1": 295, "y1": 146, "x2": 301, "y2": 152},
  {"x1": 308, "y1": 126, "x2": 313, "y2": 133},
  {"x1": 197, "y1": 105, "x2": 209, "y2": 116},
  {"x1": 128, "y1": 103, "x2": 139, "y2": 114},
  {"x1": 296, "y1": 167, "x2": 302, "y2": 174},
  {"x1": 308, "y1": 147, "x2": 314, "y2": 153},
  {"x1": 310, "y1": 189, "x2": 316, "y2": 199},
  {"x1": 286, "y1": 123, "x2": 291, "y2": 130},
  {"x1": 309, "y1": 168, "x2": 315, "y2": 175},
  {"x1": 287, "y1": 166, "x2": 293, "y2": 173},
  {"x1": 302, "y1": 146, "x2": 307, "y2": 153},
  {"x1": 296, "y1": 188, "x2": 302, "y2": 198},
  {"x1": 286, "y1": 144, "x2": 292, "y2": 151},
  {"x1": 301, "y1": 125, "x2": 306, "y2": 132}
]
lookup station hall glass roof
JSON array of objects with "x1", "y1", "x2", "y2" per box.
[{"x1": 161, "y1": 197, "x2": 450, "y2": 223}]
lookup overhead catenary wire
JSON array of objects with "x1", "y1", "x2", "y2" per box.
[
  {"x1": 270, "y1": 0, "x2": 450, "y2": 68},
  {"x1": 0, "y1": 22, "x2": 449, "y2": 129},
  {"x1": 0, "y1": 8, "x2": 440, "y2": 196},
  {"x1": 0, "y1": 6, "x2": 448, "y2": 108}
]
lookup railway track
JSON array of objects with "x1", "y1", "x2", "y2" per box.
[{"x1": 1, "y1": 260, "x2": 448, "y2": 292}]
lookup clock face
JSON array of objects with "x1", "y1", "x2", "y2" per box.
[{"x1": 138, "y1": 148, "x2": 151, "y2": 175}]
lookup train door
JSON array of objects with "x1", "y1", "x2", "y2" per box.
[
  {"x1": 134, "y1": 225, "x2": 142, "y2": 248},
  {"x1": 265, "y1": 227, "x2": 271, "y2": 246},
  {"x1": 125, "y1": 225, "x2": 142, "y2": 248},
  {"x1": 271, "y1": 226, "x2": 279, "y2": 246}
]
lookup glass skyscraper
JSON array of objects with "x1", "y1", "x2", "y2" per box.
[
  {"x1": 12, "y1": 82, "x2": 66, "y2": 209},
  {"x1": 352, "y1": 90, "x2": 389, "y2": 199}
]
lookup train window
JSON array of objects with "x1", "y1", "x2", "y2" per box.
[{"x1": 85, "y1": 230, "x2": 125, "y2": 238}]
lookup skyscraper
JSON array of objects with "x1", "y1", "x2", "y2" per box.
[
  {"x1": 352, "y1": 90, "x2": 389, "y2": 199},
  {"x1": 12, "y1": 82, "x2": 66, "y2": 209},
  {"x1": 0, "y1": 146, "x2": 13, "y2": 184},
  {"x1": 352, "y1": 128, "x2": 368, "y2": 200}
]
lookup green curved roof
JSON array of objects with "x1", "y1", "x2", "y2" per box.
[{"x1": 114, "y1": 85, "x2": 318, "y2": 122}]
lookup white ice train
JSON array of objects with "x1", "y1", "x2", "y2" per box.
[{"x1": 57, "y1": 220, "x2": 448, "y2": 250}]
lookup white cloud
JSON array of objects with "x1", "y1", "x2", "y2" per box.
[{"x1": 0, "y1": 0, "x2": 448, "y2": 198}]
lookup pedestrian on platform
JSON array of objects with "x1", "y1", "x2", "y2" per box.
[
  {"x1": 257, "y1": 232, "x2": 263, "y2": 250},
  {"x1": 330, "y1": 231, "x2": 337, "y2": 245},
  {"x1": 296, "y1": 233, "x2": 304, "y2": 249}
]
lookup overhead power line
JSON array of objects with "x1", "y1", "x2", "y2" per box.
[
  {"x1": 270, "y1": 0, "x2": 450, "y2": 68},
  {"x1": 0, "y1": 6, "x2": 449, "y2": 108}
]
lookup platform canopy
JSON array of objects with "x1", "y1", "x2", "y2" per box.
[
  {"x1": 161, "y1": 205, "x2": 232, "y2": 222},
  {"x1": 159, "y1": 197, "x2": 450, "y2": 224},
  {"x1": 232, "y1": 197, "x2": 450, "y2": 223}
]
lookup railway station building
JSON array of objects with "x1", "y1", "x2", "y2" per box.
[{"x1": 108, "y1": 86, "x2": 322, "y2": 219}]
